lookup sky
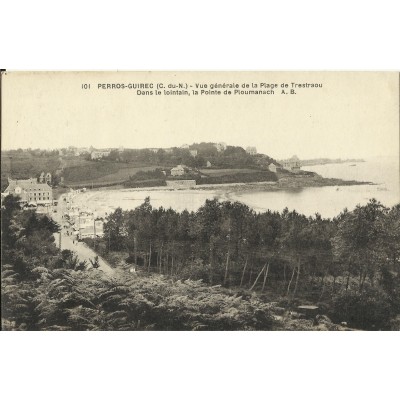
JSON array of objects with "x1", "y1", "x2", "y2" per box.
[{"x1": 2, "y1": 71, "x2": 399, "y2": 160}]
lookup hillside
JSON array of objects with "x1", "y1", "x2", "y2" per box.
[
  {"x1": 1, "y1": 150, "x2": 62, "y2": 190},
  {"x1": 2, "y1": 143, "x2": 281, "y2": 189},
  {"x1": 63, "y1": 162, "x2": 162, "y2": 185}
]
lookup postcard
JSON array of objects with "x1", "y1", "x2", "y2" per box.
[{"x1": 1, "y1": 71, "x2": 399, "y2": 331}]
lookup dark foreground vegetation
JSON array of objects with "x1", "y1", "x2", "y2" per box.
[
  {"x1": 1, "y1": 195, "x2": 273, "y2": 330},
  {"x1": 2, "y1": 194, "x2": 400, "y2": 330},
  {"x1": 97, "y1": 197, "x2": 400, "y2": 330}
]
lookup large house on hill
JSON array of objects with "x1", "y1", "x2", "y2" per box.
[
  {"x1": 3, "y1": 178, "x2": 53, "y2": 205},
  {"x1": 91, "y1": 150, "x2": 111, "y2": 160},
  {"x1": 214, "y1": 142, "x2": 227, "y2": 152},
  {"x1": 246, "y1": 146, "x2": 257, "y2": 155},
  {"x1": 280, "y1": 155, "x2": 301, "y2": 173}
]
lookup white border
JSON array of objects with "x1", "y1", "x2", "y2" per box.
[{"x1": 1, "y1": 1, "x2": 399, "y2": 399}]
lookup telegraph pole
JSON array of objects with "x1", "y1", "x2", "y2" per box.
[
  {"x1": 78, "y1": 209, "x2": 81, "y2": 241},
  {"x1": 93, "y1": 218, "x2": 96, "y2": 250},
  {"x1": 9, "y1": 156, "x2": 13, "y2": 178}
]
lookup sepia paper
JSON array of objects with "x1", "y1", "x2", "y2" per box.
[{"x1": 1, "y1": 71, "x2": 399, "y2": 331}]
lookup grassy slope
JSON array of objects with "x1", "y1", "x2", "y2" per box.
[
  {"x1": 64, "y1": 161, "x2": 272, "y2": 187},
  {"x1": 1, "y1": 154, "x2": 61, "y2": 190},
  {"x1": 63, "y1": 162, "x2": 161, "y2": 185},
  {"x1": 2, "y1": 152, "x2": 277, "y2": 189}
]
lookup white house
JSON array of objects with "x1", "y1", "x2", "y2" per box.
[
  {"x1": 214, "y1": 142, "x2": 227, "y2": 152},
  {"x1": 75, "y1": 147, "x2": 90, "y2": 156},
  {"x1": 280, "y1": 155, "x2": 301, "y2": 172},
  {"x1": 171, "y1": 165, "x2": 185, "y2": 176},
  {"x1": 39, "y1": 172, "x2": 52, "y2": 184},
  {"x1": 3, "y1": 178, "x2": 53, "y2": 205},
  {"x1": 45, "y1": 172, "x2": 52, "y2": 184},
  {"x1": 246, "y1": 146, "x2": 257, "y2": 155},
  {"x1": 91, "y1": 151, "x2": 110, "y2": 160},
  {"x1": 268, "y1": 163, "x2": 277, "y2": 173}
]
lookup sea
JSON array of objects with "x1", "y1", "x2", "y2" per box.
[
  {"x1": 231, "y1": 156, "x2": 399, "y2": 218},
  {"x1": 73, "y1": 156, "x2": 399, "y2": 220}
]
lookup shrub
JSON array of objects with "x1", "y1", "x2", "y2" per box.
[{"x1": 331, "y1": 287, "x2": 392, "y2": 330}]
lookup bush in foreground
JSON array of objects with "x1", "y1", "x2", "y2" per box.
[{"x1": 330, "y1": 287, "x2": 392, "y2": 330}]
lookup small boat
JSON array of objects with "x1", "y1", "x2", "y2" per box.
[{"x1": 349, "y1": 164, "x2": 356, "y2": 167}]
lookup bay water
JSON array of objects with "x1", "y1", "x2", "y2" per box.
[{"x1": 73, "y1": 156, "x2": 399, "y2": 219}]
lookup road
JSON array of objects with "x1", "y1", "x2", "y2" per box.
[
  {"x1": 55, "y1": 231, "x2": 115, "y2": 275},
  {"x1": 53, "y1": 193, "x2": 115, "y2": 276}
]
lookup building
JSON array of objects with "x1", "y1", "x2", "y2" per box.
[
  {"x1": 171, "y1": 165, "x2": 185, "y2": 176},
  {"x1": 268, "y1": 163, "x2": 277, "y2": 173},
  {"x1": 3, "y1": 178, "x2": 53, "y2": 205},
  {"x1": 166, "y1": 180, "x2": 196, "y2": 189},
  {"x1": 280, "y1": 155, "x2": 301, "y2": 173},
  {"x1": 246, "y1": 146, "x2": 257, "y2": 155},
  {"x1": 45, "y1": 172, "x2": 52, "y2": 184},
  {"x1": 75, "y1": 147, "x2": 90, "y2": 156},
  {"x1": 206, "y1": 160, "x2": 212, "y2": 168},
  {"x1": 214, "y1": 142, "x2": 227, "y2": 152},
  {"x1": 189, "y1": 149, "x2": 198, "y2": 157},
  {"x1": 181, "y1": 144, "x2": 190, "y2": 149},
  {"x1": 78, "y1": 213, "x2": 104, "y2": 238},
  {"x1": 39, "y1": 172, "x2": 52, "y2": 184},
  {"x1": 91, "y1": 151, "x2": 110, "y2": 160}
]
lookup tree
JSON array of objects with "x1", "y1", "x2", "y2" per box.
[
  {"x1": 103, "y1": 207, "x2": 128, "y2": 251},
  {"x1": 380, "y1": 204, "x2": 400, "y2": 273},
  {"x1": 332, "y1": 199, "x2": 388, "y2": 291},
  {"x1": 1, "y1": 195, "x2": 22, "y2": 248},
  {"x1": 192, "y1": 199, "x2": 223, "y2": 284}
]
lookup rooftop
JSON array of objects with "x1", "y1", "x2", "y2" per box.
[{"x1": 6, "y1": 178, "x2": 52, "y2": 191}]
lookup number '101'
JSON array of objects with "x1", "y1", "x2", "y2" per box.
[{"x1": 82, "y1": 84, "x2": 91, "y2": 89}]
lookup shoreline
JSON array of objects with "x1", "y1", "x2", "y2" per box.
[
  {"x1": 66, "y1": 174, "x2": 376, "y2": 212},
  {"x1": 64, "y1": 168, "x2": 374, "y2": 194},
  {"x1": 112, "y1": 175, "x2": 374, "y2": 194},
  {"x1": 64, "y1": 174, "x2": 397, "y2": 221}
]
